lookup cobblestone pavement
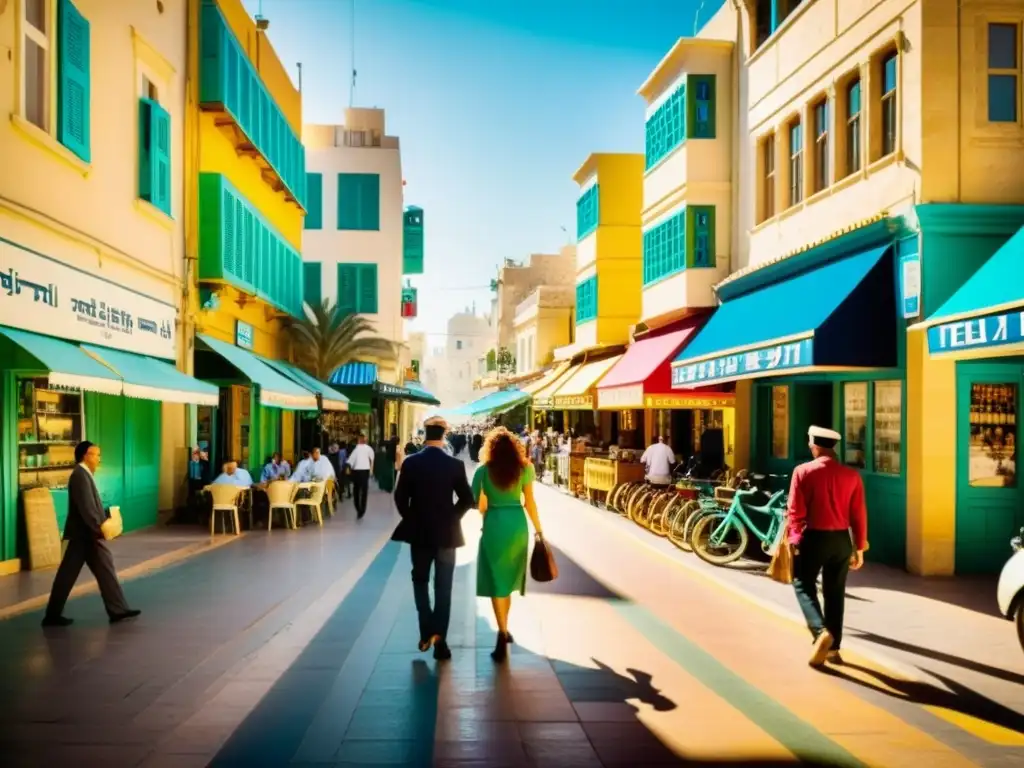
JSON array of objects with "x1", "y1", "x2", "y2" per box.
[{"x1": 0, "y1": 473, "x2": 1021, "y2": 767}]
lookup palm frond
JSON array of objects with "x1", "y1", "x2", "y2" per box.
[{"x1": 283, "y1": 298, "x2": 398, "y2": 381}]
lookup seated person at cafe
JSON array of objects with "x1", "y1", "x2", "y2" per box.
[
  {"x1": 260, "y1": 452, "x2": 291, "y2": 483},
  {"x1": 213, "y1": 459, "x2": 253, "y2": 486},
  {"x1": 293, "y1": 446, "x2": 336, "y2": 483}
]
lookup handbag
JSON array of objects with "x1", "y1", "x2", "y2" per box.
[
  {"x1": 529, "y1": 535, "x2": 559, "y2": 583},
  {"x1": 100, "y1": 505, "x2": 123, "y2": 541},
  {"x1": 767, "y1": 536, "x2": 793, "y2": 585}
]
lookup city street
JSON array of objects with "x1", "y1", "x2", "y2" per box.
[{"x1": 0, "y1": 474, "x2": 1022, "y2": 767}]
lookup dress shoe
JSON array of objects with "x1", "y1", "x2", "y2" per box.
[
  {"x1": 808, "y1": 630, "x2": 833, "y2": 668},
  {"x1": 433, "y1": 640, "x2": 452, "y2": 661},
  {"x1": 109, "y1": 609, "x2": 141, "y2": 624},
  {"x1": 41, "y1": 615, "x2": 73, "y2": 627}
]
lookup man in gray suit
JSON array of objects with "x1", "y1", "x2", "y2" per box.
[{"x1": 42, "y1": 441, "x2": 140, "y2": 627}]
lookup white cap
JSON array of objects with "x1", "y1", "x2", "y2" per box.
[{"x1": 808, "y1": 425, "x2": 842, "y2": 442}]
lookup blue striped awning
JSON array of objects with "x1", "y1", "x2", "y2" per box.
[{"x1": 330, "y1": 361, "x2": 378, "y2": 387}]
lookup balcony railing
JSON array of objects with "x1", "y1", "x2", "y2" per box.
[{"x1": 199, "y1": 0, "x2": 306, "y2": 210}]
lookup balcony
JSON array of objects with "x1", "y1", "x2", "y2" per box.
[
  {"x1": 198, "y1": 173, "x2": 304, "y2": 318},
  {"x1": 199, "y1": 0, "x2": 306, "y2": 210}
]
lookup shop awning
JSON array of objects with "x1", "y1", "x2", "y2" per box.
[
  {"x1": 261, "y1": 359, "x2": 350, "y2": 411},
  {"x1": 0, "y1": 326, "x2": 122, "y2": 395},
  {"x1": 329, "y1": 361, "x2": 440, "y2": 405},
  {"x1": 551, "y1": 355, "x2": 622, "y2": 410},
  {"x1": 922, "y1": 226, "x2": 1024, "y2": 357},
  {"x1": 403, "y1": 380, "x2": 441, "y2": 406},
  {"x1": 458, "y1": 389, "x2": 530, "y2": 417},
  {"x1": 83, "y1": 345, "x2": 219, "y2": 406},
  {"x1": 521, "y1": 363, "x2": 570, "y2": 396},
  {"x1": 531, "y1": 363, "x2": 578, "y2": 410},
  {"x1": 672, "y1": 245, "x2": 895, "y2": 387},
  {"x1": 197, "y1": 334, "x2": 318, "y2": 410}
]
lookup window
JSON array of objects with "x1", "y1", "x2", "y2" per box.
[
  {"x1": 22, "y1": 0, "x2": 50, "y2": 131},
  {"x1": 813, "y1": 98, "x2": 829, "y2": 192},
  {"x1": 788, "y1": 119, "x2": 803, "y2": 206},
  {"x1": 873, "y1": 381, "x2": 902, "y2": 475},
  {"x1": 302, "y1": 262, "x2": 321, "y2": 308},
  {"x1": 642, "y1": 209, "x2": 686, "y2": 284},
  {"x1": 305, "y1": 173, "x2": 323, "y2": 229},
  {"x1": 336, "y1": 263, "x2": 378, "y2": 315},
  {"x1": 141, "y1": 76, "x2": 158, "y2": 101},
  {"x1": 846, "y1": 78, "x2": 862, "y2": 175},
  {"x1": 139, "y1": 98, "x2": 171, "y2": 215},
  {"x1": 967, "y1": 383, "x2": 1017, "y2": 486},
  {"x1": 645, "y1": 83, "x2": 686, "y2": 170},
  {"x1": 575, "y1": 276, "x2": 598, "y2": 324},
  {"x1": 456, "y1": 340, "x2": 463, "y2": 350},
  {"x1": 761, "y1": 133, "x2": 776, "y2": 222},
  {"x1": 880, "y1": 51, "x2": 898, "y2": 156},
  {"x1": 843, "y1": 383, "x2": 868, "y2": 468},
  {"x1": 771, "y1": 385, "x2": 789, "y2": 459},
  {"x1": 988, "y1": 23, "x2": 1021, "y2": 123},
  {"x1": 690, "y1": 75, "x2": 716, "y2": 139},
  {"x1": 576, "y1": 185, "x2": 600, "y2": 240},
  {"x1": 755, "y1": 0, "x2": 772, "y2": 48},
  {"x1": 337, "y1": 173, "x2": 380, "y2": 230},
  {"x1": 687, "y1": 206, "x2": 715, "y2": 267}
]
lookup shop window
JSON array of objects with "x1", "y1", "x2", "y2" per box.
[
  {"x1": 880, "y1": 51, "x2": 898, "y2": 157},
  {"x1": 305, "y1": 173, "x2": 323, "y2": 229},
  {"x1": 771, "y1": 385, "x2": 789, "y2": 459},
  {"x1": 987, "y1": 23, "x2": 1021, "y2": 123},
  {"x1": 17, "y1": 379, "x2": 83, "y2": 491},
  {"x1": 843, "y1": 383, "x2": 867, "y2": 468},
  {"x1": 576, "y1": 184, "x2": 600, "y2": 240},
  {"x1": 845, "y1": 77, "x2": 862, "y2": 176},
  {"x1": 967, "y1": 383, "x2": 1017, "y2": 487},
  {"x1": 873, "y1": 381, "x2": 902, "y2": 475},
  {"x1": 788, "y1": 118, "x2": 803, "y2": 206},
  {"x1": 759, "y1": 133, "x2": 776, "y2": 223},
  {"x1": 812, "y1": 97, "x2": 829, "y2": 193}
]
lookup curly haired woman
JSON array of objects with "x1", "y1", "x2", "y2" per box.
[{"x1": 472, "y1": 427, "x2": 545, "y2": 661}]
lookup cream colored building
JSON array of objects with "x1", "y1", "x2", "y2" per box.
[
  {"x1": 434, "y1": 310, "x2": 491, "y2": 408},
  {"x1": 493, "y1": 248, "x2": 576, "y2": 352},
  {"x1": 513, "y1": 286, "x2": 575, "y2": 375}
]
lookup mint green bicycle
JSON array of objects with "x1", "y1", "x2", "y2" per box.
[{"x1": 690, "y1": 487, "x2": 788, "y2": 566}]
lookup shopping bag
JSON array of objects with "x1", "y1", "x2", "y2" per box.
[
  {"x1": 767, "y1": 537, "x2": 793, "y2": 584},
  {"x1": 529, "y1": 536, "x2": 559, "y2": 583},
  {"x1": 101, "y1": 505, "x2": 124, "y2": 541}
]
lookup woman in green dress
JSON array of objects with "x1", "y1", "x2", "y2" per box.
[{"x1": 472, "y1": 427, "x2": 545, "y2": 661}]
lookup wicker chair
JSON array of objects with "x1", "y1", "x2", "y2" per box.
[{"x1": 266, "y1": 480, "x2": 298, "y2": 530}]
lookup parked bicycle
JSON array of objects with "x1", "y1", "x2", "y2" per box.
[{"x1": 690, "y1": 478, "x2": 788, "y2": 566}]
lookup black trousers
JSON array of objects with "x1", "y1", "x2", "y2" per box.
[
  {"x1": 792, "y1": 530, "x2": 853, "y2": 650},
  {"x1": 352, "y1": 470, "x2": 371, "y2": 518},
  {"x1": 46, "y1": 537, "x2": 130, "y2": 618},
  {"x1": 411, "y1": 546, "x2": 456, "y2": 642}
]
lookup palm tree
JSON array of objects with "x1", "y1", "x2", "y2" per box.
[{"x1": 284, "y1": 299, "x2": 397, "y2": 381}]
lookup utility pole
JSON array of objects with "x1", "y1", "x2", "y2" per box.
[
  {"x1": 349, "y1": 0, "x2": 357, "y2": 107},
  {"x1": 296, "y1": 62, "x2": 302, "y2": 93}
]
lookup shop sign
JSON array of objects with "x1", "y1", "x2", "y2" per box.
[
  {"x1": 235, "y1": 320, "x2": 254, "y2": 350},
  {"x1": 900, "y1": 251, "x2": 921, "y2": 319},
  {"x1": 672, "y1": 338, "x2": 813, "y2": 387},
  {"x1": 553, "y1": 394, "x2": 593, "y2": 409},
  {"x1": 644, "y1": 394, "x2": 735, "y2": 409},
  {"x1": 597, "y1": 384, "x2": 644, "y2": 410},
  {"x1": 1, "y1": 238, "x2": 176, "y2": 359},
  {"x1": 401, "y1": 285, "x2": 418, "y2": 319},
  {"x1": 532, "y1": 397, "x2": 555, "y2": 409},
  {"x1": 376, "y1": 382, "x2": 412, "y2": 398},
  {"x1": 928, "y1": 310, "x2": 1024, "y2": 354}
]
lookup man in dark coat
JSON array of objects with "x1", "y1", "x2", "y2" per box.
[
  {"x1": 43, "y1": 441, "x2": 140, "y2": 626},
  {"x1": 392, "y1": 416, "x2": 474, "y2": 660}
]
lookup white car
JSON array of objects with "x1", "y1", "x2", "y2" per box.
[{"x1": 996, "y1": 527, "x2": 1024, "y2": 651}]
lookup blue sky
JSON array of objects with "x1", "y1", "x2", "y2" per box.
[{"x1": 243, "y1": 0, "x2": 721, "y2": 347}]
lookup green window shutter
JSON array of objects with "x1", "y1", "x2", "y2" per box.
[
  {"x1": 303, "y1": 262, "x2": 322, "y2": 308},
  {"x1": 360, "y1": 174, "x2": 381, "y2": 230},
  {"x1": 58, "y1": 0, "x2": 91, "y2": 162},
  {"x1": 688, "y1": 75, "x2": 716, "y2": 139},
  {"x1": 575, "y1": 276, "x2": 597, "y2": 324},
  {"x1": 576, "y1": 185, "x2": 599, "y2": 240},
  {"x1": 138, "y1": 99, "x2": 171, "y2": 215},
  {"x1": 357, "y1": 263, "x2": 379, "y2": 313},
  {"x1": 337, "y1": 264, "x2": 358, "y2": 315},
  {"x1": 337, "y1": 174, "x2": 360, "y2": 229},
  {"x1": 305, "y1": 173, "x2": 323, "y2": 229}
]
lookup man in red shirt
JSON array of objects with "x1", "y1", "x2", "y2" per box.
[{"x1": 787, "y1": 425, "x2": 868, "y2": 667}]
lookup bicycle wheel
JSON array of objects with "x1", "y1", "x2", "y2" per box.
[
  {"x1": 630, "y1": 489, "x2": 654, "y2": 527},
  {"x1": 607, "y1": 482, "x2": 627, "y2": 512},
  {"x1": 624, "y1": 484, "x2": 647, "y2": 518},
  {"x1": 691, "y1": 513, "x2": 749, "y2": 565},
  {"x1": 667, "y1": 500, "x2": 700, "y2": 550},
  {"x1": 649, "y1": 492, "x2": 674, "y2": 536}
]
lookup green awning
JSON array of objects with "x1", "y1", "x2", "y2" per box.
[
  {"x1": 403, "y1": 380, "x2": 441, "y2": 406},
  {"x1": 0, "y1": 326, "x2": 123, "y2": 395},
  {"x1": 262, "y1": 358, "x2": 350, "y2": 411},
  {"x1": 83, "y1": 345, "x2": 219, "y2": 406},
  {"x1": 197, "y1": 334, "x2": 318, "y2": 410}
]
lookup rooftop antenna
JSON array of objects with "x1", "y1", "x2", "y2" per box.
[
  {"x1": 296, "y1": 62, "x2": 302, "y2": 92},
  {"x1": 255, "y1": 0, "x2": 268, "y2": 30},
  {"x1": 349, "y1": 0, "x2": 357, "y2": 108},
  {"x1": 693, "y1": 1, "x2": 706, "y2": 36}
]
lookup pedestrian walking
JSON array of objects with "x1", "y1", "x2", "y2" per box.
[
  {"x1": 42, "y1": 441, "x2": 141, "y2": 627},
  {"x1": 472, "y1": 427, "x2": 545, "y2": 662},
  {"x1": 347, "y1": 434, "x2": 375, "y2": 519},
  {"x1": 392, "y1": 416, "x2": 474, "y2": 661},
  {"x1": 788, "y1": 425, "x2": 868, "y2": 667}
]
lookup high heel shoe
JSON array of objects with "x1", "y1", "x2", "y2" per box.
[{"x1": 490, "y1": 631, "x2": 510, "y2": 662}]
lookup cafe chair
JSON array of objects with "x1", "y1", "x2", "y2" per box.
[
  {"x1": 208, "y1": 484, "x2": 242, "y2": 536},
  {"x1": 266, "y1": 480, "x2": 299, "y2": 530},
  {"x1": 324, "y1": 477, "x2": 337, "y2": 517},
  {"x1": 296, "y1": 481, "x2": 327, "y2": 527}
]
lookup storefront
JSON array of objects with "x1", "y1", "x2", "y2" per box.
[
  {"x1": 329, "y1": 362, "x2": 440, "y2": 446},
  {"x1": 452, "y1": 389, "x2": 530, "y2": 425},
  {"x1": 551, "y1": 354, "x2": 622, "y2": 443},
  {"x1": 671, "y1": 220, "x2": 910, "y2": 566},
  {"x1": 914, "y1": 225, "x2": 1024, "y2": 574},
  {"x1": 0, "y1": 239, "x2": 218, "y2": 571},
  {"x1": 596, "y1": 318, "x2": 735, "y2": 466},
  {"x1": 523, "y1": 363, "x2": 571, "y2": 432}
]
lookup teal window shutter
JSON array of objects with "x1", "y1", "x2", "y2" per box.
[
  {"x1": 357, "y1": 263, "x2": 379, "y2": 313},
  {"x1": 689, "y1": 75, "x2": 716, "y2": 139},
  {"x1": 576, "y1": 185, "x2": 599, "y2": 240},
  {"x1": 138, "y1": 98, "x2": 171, "y2": 215},
  {"x1": 644, "y1": 83, "x2": 686, "y2": 170},
  {"x1": 303, "y1": 262, "x2": 322, "y2": 308},
  {"x1": 361, "y1": 174, "x2": 381, "y2": 230},
  {"x1": 687, "y1": 206, "x2": 716, "y2": 268},
  {"x1": 305, "y1": 173, "x2": 323, "y2": 229},
  {"x1": 575, "y1": 276, "x2": 598, "y2": 324},
  {"x1": 642, "y1": 209, "x2": 688, "y2": 285},
  {"x1": 337, "y1": 174, "x2": 360, "y2": 229},
  {"x1": 58, "y1": 0, "x2": 91, "y2": 162},
  {"x1": 337, "y1": 264, "x2": 358, "y2": 314}
]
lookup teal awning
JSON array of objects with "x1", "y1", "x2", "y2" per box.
[
  {"x1": 0, "y1": 326, "x2": 123, "y2": 395},
  {"x1": 83, "y1": 345, "x2": 220, "y2": 406},
  {"x1": 672, "y1": 245, "x2": 895, "y2": 387},
  {"x1": 456, "y1": 389, "x2": 530, "y2": 417},
  {"x1": 403, "y1": 380, "x2": 441, "y2": 406},
  {"x1": 262, "y1": 358, "x2": 350, "y2": 412},
  {"x1": 197, "y1": 334, "x2": 318, "y2": 410}
]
